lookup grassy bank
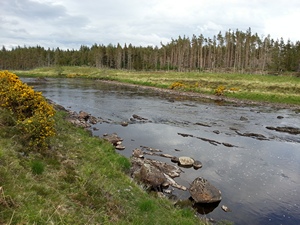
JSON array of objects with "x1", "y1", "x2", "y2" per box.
[
  {"x1": 0, "y1": 108, "x2": 207, "y2": 224},
  {"x1": 14, "y1": 66, "x2": 300, "y2": 105}
]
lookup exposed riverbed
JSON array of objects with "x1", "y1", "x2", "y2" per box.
[{"x1": 22, "y1": 77, "x2": 300, "y2": 225}]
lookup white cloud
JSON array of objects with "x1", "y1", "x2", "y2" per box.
[{"x1": 0, "y1": 0, "x2": 299, "y2": 49}]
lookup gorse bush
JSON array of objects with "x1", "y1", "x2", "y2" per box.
[
  {"x1": 0, "y1": 70, "x2": 56, "y2": 150},
  {"x1": 169, "y1": 81, "x2": 186, "y2": 89},
  {"x1": 214, "y1": 85, "x2": 226, "y2": 96}
]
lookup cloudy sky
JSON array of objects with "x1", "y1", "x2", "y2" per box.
[{"x1": 1, "y1": 0, "x2": 299, "y2": 50}]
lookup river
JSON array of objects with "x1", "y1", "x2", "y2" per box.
[{"x1": 22, "y1": 77, "x2": 300, "y2": 225}]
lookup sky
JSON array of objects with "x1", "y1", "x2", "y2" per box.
[{"x1": 1, "y1": 0, "x2": 300, "y2": 50}]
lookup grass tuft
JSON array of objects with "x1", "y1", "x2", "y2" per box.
[{"x1": 31, "y1": 160, "x2": 45, "y2": 175}]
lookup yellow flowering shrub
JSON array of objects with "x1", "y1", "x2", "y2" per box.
[
  {"x1": 0, "y1": 71, "x2": 56, "y2": 150},
  {"x1": 214, "y1": 85, "x2": 226, "y2": 96},
  {"x1": 169, "y1": 81, "x2": 186, "y2": 90}
]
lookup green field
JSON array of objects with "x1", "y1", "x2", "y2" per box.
[{"x1": 14, "y1": 66, "x2": 300, "y2": 105}]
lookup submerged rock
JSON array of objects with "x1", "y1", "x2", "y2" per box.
[
  {"x1": 266, "y1": 126, "x2": 300, "y2": 135},
  {"x1": 189, "y1": 177, "x2": 222, "y2": 203}
]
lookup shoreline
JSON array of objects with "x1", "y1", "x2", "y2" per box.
[{"x1": 99, "y1": 80, "x2": 300, "y2": 111}]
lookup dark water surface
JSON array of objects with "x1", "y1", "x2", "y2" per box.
[{"x1": 23, "y1": 78, "x2": 300, "y2": 225}]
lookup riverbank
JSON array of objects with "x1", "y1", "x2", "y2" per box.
[
  {"x1": 0, "y1": 106, "x2": 208, "y2": 224},
  {"x1": 99, "y1": 79, "x2": 300, "y2": 110},
  {"x1": 14, "y1": 66, "x2": 300, "y2": 107}
]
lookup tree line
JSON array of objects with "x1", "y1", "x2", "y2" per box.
[{"x1": 1, "y1": 28, "x2": 300, "y2": 73}]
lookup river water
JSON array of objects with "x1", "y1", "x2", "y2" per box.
[{"x1": 22, "y1": 78, "x2": 300, "y2": 225}]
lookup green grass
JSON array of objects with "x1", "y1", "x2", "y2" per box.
[
  {"x1": 14, "y1": 66, "x2": 300, "y2": 105},
  {"x1": 0, "y1": 108, "x2": 205, "y2": 224}
]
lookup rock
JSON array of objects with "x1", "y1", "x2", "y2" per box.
[
  {"x1": 221, "y1": 205, "x2": 231, "y2": 212},
  {"x1": 103, "y1": 133, "x2": 123, "y2": 145},
  {"x1": 164, "y1": 173, "x2": 187, "y2": 191},
  {"x1": 222, "y1": 142, "x2": 236, "y2": 147},
  {"x1": 159, "y1": 153, "x2": 173, "y2": 158},
  {"x1": 235, "y1": 131, "x2": 268, "y2": 140},
  {"x1": 88, "y1": 116, "x2": 98, "y2": 124},
  {"x1": 266, "y1": 126, "x2": 300, "y2": 135},
  {"x1": 132, "y1": 114, "x2": 148, "y2": 121},
  {"x1": 277, "y1": 116, "x2": 284, "y2": 119},
  {"x1": 193, "y1": 160, "x2": 202, "y2": 169},
  {"x1": 131, "y1": 158, "x2": 166, "y2": 191},
  {"x1": 151, "y1": 160, "x2": 182, "y2": 178},
  {"x1": 171, "y1": 156, "x2": 179, "y2": 163},
  {"x1": 78, "y1": 111, "x2": 89, "y2": 121},
  {"x1": 178, "y1": 156, "x2": 194, "y2": 166},
  {"x1": 195, "y1": 122, "x2": 211, "y2": 127},
  {"x1": 213, "y1": 130, "x2": 220, "y2": 134},
  {"x1": 115, "y1": 144, "x2": 125, "y2": 150},
  {"x1": 131, "y1": 157, "x2": 183, "y2": 191},
  {"x1": 132, "y1": 148, "x2": 144, "y2": 158},
  {"x1": 189, "y1": 177, "x2": 222, "y2": 203},
  {"x1": 178, "y1": 132, "x2": 193, "y2": 137},
  {"x1": 240, "y1": 116, "x2": 248, "y2": 121},
  {"x1": 121, "y1": 121, "x2": 129, "y2": 126}
]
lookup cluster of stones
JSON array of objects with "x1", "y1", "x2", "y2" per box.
[
  {"x1": 102, "y1": 133, "x2": 125, "y2": 150},
  {"x1": 130, "y1": 148, "x2": 222, "y2": 204},
  {"x1": 66, "y1": 110, "x2": 100, "y2": 128}
]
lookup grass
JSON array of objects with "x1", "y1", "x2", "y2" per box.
[
  {"x1": 14, "y1": 66, "x2": 300, "y2": 105},
  {"x1": 0, "y1": 107, "x2": 206, "y2": 224}
]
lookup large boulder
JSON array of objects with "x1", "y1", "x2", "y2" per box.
[
  {"x1": 189, "y1": 177, "x2": 222, "y2": 203},
  {"x1": 131, "y1": 156, "x2": 184, "y2": 191},
  {"x1": 131, "y1": 158, "x2": 166, "y2": 190}
]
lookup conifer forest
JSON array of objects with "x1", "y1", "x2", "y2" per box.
[{"x1": 1, "y1": 29, "x2": 300, "y2": 73}]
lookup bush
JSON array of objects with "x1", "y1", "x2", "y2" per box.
[
  {"x1": 169, "y1": 81, "x2": 186, "y2": 89},
  {"x1": 0, "y1": 71, "x2": 56, "y2": 150},
  {"x1": 214, "y1": 85, "x2": 226, "y2": 96}
]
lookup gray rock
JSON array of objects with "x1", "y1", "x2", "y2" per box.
[
  {"x1": 131, "y1": 157, "x2": 183, "y2": 191},
  {"x1": 193, "y1": 160, "x2": 202, "y2": 169},
  {"x1": 240, "y1": 116, "x2": 248, "y2": 121},
  {"x1": 131, "y1": 158, "x2": 166, "y2": 190},
  {"x1": 189, "y1": 177, "x2": 222, "y2": 203}
]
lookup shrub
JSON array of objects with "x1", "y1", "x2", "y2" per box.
[
  {"x1": 214, "y1": 85, "x2": 226, "y2": 96},
  {"x1": 0, "y1": 71, "x2": 56, "y2": 150},
  {"x1": 169, "y1": 81, "x2": 186, "y2": 89}
]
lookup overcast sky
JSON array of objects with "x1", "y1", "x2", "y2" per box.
[{"x1": 1, "y1": 0, "x2": 299, "y2": 50}]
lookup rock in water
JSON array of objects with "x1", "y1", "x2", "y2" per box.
[
  {"x1": 193, "y1": 160, "x2": 202, "y2": 169},
  {"x1": 221, "y1": 205, "x2": 231, "y2": 212},
  {"x1": 189, "y1": 177, "x2": 222, "y2": 203},
  {"x1": 178, "y1": 156, "x2": 194, "y2": 166}
]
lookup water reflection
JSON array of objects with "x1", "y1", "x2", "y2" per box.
[{"x1": 22, "y1": 78, "x2": 300, "y2": 225}]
